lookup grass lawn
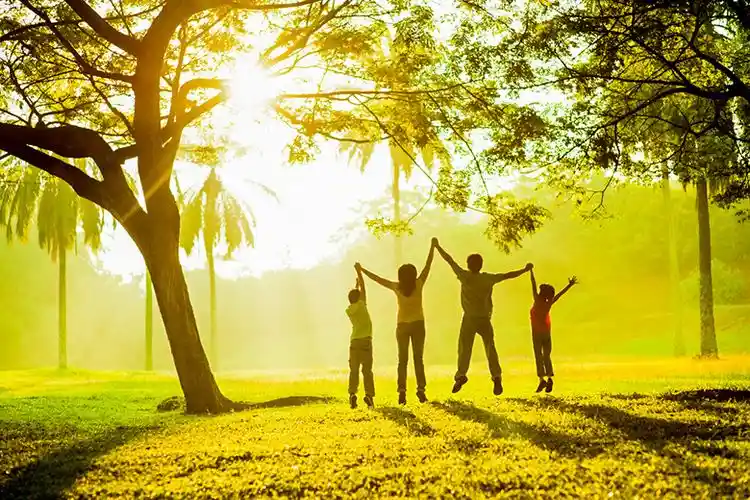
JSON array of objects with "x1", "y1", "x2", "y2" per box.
[{"x1": 1, "y1": 356, "x2": 750, "y2": 498}]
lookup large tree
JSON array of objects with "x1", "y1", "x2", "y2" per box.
[{"x1": 0, "y1": 1, "x2": 548, "y2": 413}]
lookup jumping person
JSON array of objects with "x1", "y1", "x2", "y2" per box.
[
  {"x1": 345, "y1": 264, "x2": 374, "y2": 408},
  {"x1": 434, "y1": 239, "x2": 532, "y2": 396},
  {"x1": 356, "y1": 238, "x2": 436, "y2": 405},
  {"x1": 529, "y1": 267, "x2": 577, "y2": 393}
]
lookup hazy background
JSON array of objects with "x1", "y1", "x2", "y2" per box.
[{"x1": 2, "y1": 182, "x2": 749, "y2": 372}]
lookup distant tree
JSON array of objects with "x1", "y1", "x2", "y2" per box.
[
  {"x1": 180, "y1": 165, "x2": 274, "y2": 370},
  {"x1": 0, "y1": 160, "x2": 104, "y2": 368}
]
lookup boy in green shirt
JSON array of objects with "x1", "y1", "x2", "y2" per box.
[{"x1": 346, "y1": 264, "x2": 374, "y2": 408}]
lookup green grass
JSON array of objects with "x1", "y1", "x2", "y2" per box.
[{"x1": 1, "y1": 357, "x2": 750, "y2": 498}]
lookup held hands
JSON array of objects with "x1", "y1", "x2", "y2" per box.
[
  {"x1": 354, "y1": 262, "x2": 362, "y2": 272},
  {"x1": 431, "y1": 237, "x2": 439, "y2": 248},
  {"x1": 525, "y1": 262, "x2": 534, "y2": 272}
]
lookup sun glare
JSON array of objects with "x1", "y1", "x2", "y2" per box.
[{"x1": 223, "y1": 58, "x2": 279, "y2": 117}]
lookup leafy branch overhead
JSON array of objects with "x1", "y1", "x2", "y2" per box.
[
  {"x1": 477, "y1": 0, "x2": 750, "y2": 213},
  {"x1": 0, "y1": 0, "x2": 554, "y2": 252}
]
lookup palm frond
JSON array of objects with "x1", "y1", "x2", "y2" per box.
[
  {"x1": 79, "y1": 198, "x2": 104, "y2": 253},
  {"x1": 246, "y1": 180, "x2": 280, "y2": 203},
  {"x1": 389, "y1": 140, "x2": 415, "y2": 180},
  {"x1": 222, "y1": 195, "x2": 254, "y2": 257},
  {"x1": 179, "y1": 192, "x2": 204, "y2": 255}
]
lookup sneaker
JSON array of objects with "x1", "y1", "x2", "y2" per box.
[
  {"x1": 398, "y1": 392, "x2": 407, "y2": 405},
  {"x1": 349, "y1": 394, "x2": 357, "y2": 409},
  {"x1": 535, "y1": 380, "x2": 546, "y2": 393},
  {"x1": 364, "y1": 395, "x2": 374, "y2": 408},
  {"x1": 493, "y1": 377, "x2": 504, "y2": 396},
  {"x1": 545, "y1": 378, "x2": 554, "y2": 393},
  {"x1": 416, "y1": 391, "x2": 428, "y2": 403},
  {"x1": 452, "y1": 376, "x2": 468, "y2": 393}
]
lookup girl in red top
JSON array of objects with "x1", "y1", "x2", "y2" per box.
[{"x1": 529, "y1": 266, "x2": 577, "y2": 393}]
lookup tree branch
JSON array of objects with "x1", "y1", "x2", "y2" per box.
[
  {"x1": 0, "y1": 141, "x2": 104, "y2": 205},
  {"x1": 114, "y1": 90, "x2": 228, "y2": 162},
  {"x1": 63, "y1": 0, "x2": 141, "y2": 55},
  {"x1": 0, "y1": 123, "x2": 117, "y2": 165},
  {"x1": 18, "y1": 0, "x2": 135, "y2": 84}
]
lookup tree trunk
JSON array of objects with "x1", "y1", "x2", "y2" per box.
[
  {"x1": 58, "y1": 246, "x2": 67, "y2": 370},
  {"x1": 696, "y1": 178, "x2": 719, "y2": 357},
  {"x1": 142, "y1": 230, "x2": 234, "y2": 414},
  {"x1": 207, "y1": 248, "x2": 218, "y2": 370},
  {"x1": 661, "y1": 170, "x2": 684, "y2": 356},
  {"x1": 392, "y1": 163, "x2": 403, "y2": 267},
  {"x1": 145, "y1": 271, "x2": 153, "y2": 371}
]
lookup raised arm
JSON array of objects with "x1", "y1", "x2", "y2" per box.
[
  {"x1": 355, "y1": 265, "x2": 366, "y2": 302},
  {"x1": 492, "y1": 263, "x2": 533, "y2": 283},
  {"x1": 435, "y1": 239, "x2": 464, "y2": 277},
  {"x1": 418, "y1": 240, "x2": 437, "y2": 282},
  {"x1": 552, "y1": 276, "x2": 578, "y2": 304},
  {"x1": 357, "y1": 263, "x2": 398, "y2": 290},
  {"x1": 530, "y1": 266, "x2": 538, "y2": 300}
]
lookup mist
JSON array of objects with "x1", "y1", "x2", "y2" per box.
[{"x1": 2, "y1": 182, "x2": 749, "y2": 373}]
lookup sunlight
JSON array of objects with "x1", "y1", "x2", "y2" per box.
[{"x1": 222, "y1": 58, "x2": 279, "y2": 117}]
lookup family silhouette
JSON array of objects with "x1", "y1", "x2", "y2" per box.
[{"x1": 346, "y1": 238, "x2": 578, "y2": 408}]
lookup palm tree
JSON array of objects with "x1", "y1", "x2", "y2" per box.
[
  {"x1": 145, "y1": 271, "x2": 154, "y2": 371},
  {"x1": 179, "y1": 166, "x2": 274, "y2": 370},
  {"x1": 661, "y1": 168, "x2": 685, "y2": 356},
  {"x1": 694, "y1": 175, "x2": 719, "y2": 357},
  {"x1": 0, "y1": 160, "x2": 104, "y2": 369},
  {"x1": 341, "y1": 123, "x2": 448, "y2": 266}
]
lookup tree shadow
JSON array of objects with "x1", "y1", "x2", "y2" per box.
[
  {"x1": 376, "y1": 407, "x2": 436, "y2": 436},
  {"x1": 430, "y1": 400, "x2": 603, "y2": 457},
  {"x1": 0, "y1": 424, "x2": 152, "y2": 500},
  {"x1": 244, "y1": 396, "x2": 335, "y2": 410},
  {"x1": 516, "y1": 397, "x2": 749, "y2": 443},
  {"x1": 601, "y1": 389, "x2": 748, "y2": 418},
  {"x1": 661, "y1": 388, "x2": 750, "y2": 403},
  {"x1": 515, "y1": 397, "x2": 748, "y2": 494},
  {"x1": 158, "y1": 395, "x2": 335, "y2": 412}
]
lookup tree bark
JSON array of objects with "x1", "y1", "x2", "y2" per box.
[
  {"x1": 696, "y1": 178, "x2": 719, "y2": 357},
  {"x1": 140, "y1": 227, "x2": 234, "y2": 414},
  {"x1": 58, "y1": 246, "x2": 67, "y2": 370},
  {"x1": 145, "y1": 271, "x2": 153, "y2": 371},
  {"x1": 392, "y1": 163, "x2": 403, "y2": 267},
  {"x1": 661, "y1": 170, "x2": 684, "y2": 356},
  {"x1": 207, "y1": 247, "x2": 218, "y2": 370}
]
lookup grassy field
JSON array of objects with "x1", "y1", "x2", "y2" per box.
[{"x1": 1, "y1": 357, "x2": 750, "y2": 498}]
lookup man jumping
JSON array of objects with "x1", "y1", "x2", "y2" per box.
[{"x1": 434, "y1": 239, "x2": 532, "y2": 395}]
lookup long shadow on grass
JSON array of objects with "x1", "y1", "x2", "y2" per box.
[
  {"x1": 0, "y1": 424, "x2": 151, "y2": 500},
  {"x1": 377, "y1": 407, "x2": 436, "y2": 436},
  {"x1": 430, "y1": 400, "x2": 602, "y2": 457},
  {"x1": 515, "y1": 397, "x2": 748, "y2": 495},
  {"x1": 158, "y1": 395, "x2": 335, "y2": 412},
  {"x1": 607, "y1": 389, "x2": 750, "y2": 418},
  {"x1": 245, "y1": 395, "x2": 335, "y2": 410},
  {"x1": 517, "y1": 397, "x2": 750, "y2": 443}
]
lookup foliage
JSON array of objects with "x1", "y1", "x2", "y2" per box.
[
  {"x1": 0, "y1": 162, "x2": 104, "y2": 258},
  {"x1": 179, "y1": 167, "x2": 266, "y2": 259},
  {"x1": 482, "y1": 0, "x2": 750, "y2": 207},
  {"x1": 1, "y1": 366, "x2": 750, "y2": 497}
]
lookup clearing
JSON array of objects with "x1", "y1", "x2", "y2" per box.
[{"x1": 1, "y1": 357, "x2": 749, "y2": 498}]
